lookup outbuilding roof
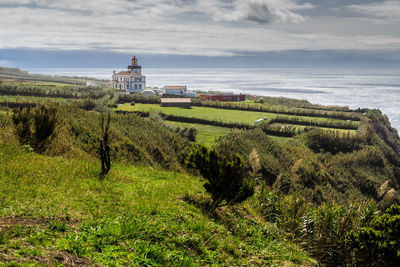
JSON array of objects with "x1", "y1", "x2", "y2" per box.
[
  {"x1": 161, "y1": 98, "x2": 191, "y2": 103},
  {"x1": 164, "y1": 86, "x2": 187, "y2": 90}
]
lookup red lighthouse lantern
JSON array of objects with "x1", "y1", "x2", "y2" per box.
[{"x1": 132, "y1": 56, "x2": 138, "y2": 65}]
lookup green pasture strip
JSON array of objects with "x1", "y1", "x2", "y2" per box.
[
  {"x1": 0, "y1": 95, "x2": 68, "y2": 103},
  {"x1": 2, "y1": 80, "x2": 81, "y2": 88},
  {"x1": 270, "y1": 115, "x2": 359, "y2": 130},
  {"x1": 117, "y1": 103, "x2": 356, "y2": 126},
  {"x1": 234, "y1": 100, "x2": 352, "y2": 112},
  {"x1": 118, "y1": 104, "x2": 273, "y2": 125},
  {"x1": 195, "y1": 101, "x2": 362, "y2": 121},
  {"x1": 0, "y1": 144, "x2": 313, "y2": 266},
  {"x1": 164, "y1": 121, "x2": 232, "y2": 146},
  {"x1": 269, "y1": 123, "x2": 357, "y2": 136}
]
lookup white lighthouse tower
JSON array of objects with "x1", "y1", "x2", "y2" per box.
[{"x1": 111, "y1": 56, "x2": 146, "y2": 93}]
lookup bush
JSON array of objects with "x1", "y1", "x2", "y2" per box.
[
  {"x1": 12, "y1": 105, "x2": 58, "y2": 153},
  {"x1": 174, "y1": 127, "x2": 197, "y2": 142},
  {"x1": 258, "y1": 187, "x2": 377, "y2": 266},
  {"x1": 346, "y1": 204, "x2": 400, "y2": 266},
  {"x1": 301, "y1": 128, "x2": 361, "y2": 154},
  {"x1": 185, "y1": 144, "x2": 254, "y2": 208}
]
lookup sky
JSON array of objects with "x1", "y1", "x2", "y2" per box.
[{"x1": 0, "y1": 0, "x2": 400, "y2": 68}]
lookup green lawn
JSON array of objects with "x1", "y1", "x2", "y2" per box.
[{"x1": 0, "y1": 143, "x2": 314, "y2": 266}]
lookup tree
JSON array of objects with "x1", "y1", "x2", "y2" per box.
[
  {"x1": 185, "y1": 144, "x2": 254, "y2": 208},
  {"x1": 99, "y1": 113, "x2": 111, "y2": 175}
]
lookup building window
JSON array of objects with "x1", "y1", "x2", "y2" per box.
[
  {"x1": 139, "y1": 84, "x2": 142, "y2": 89},
  {"x1": 135, "y1": 84, "x2": 137, "y2": 89}
]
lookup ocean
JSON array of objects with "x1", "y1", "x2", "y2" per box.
[{"x1": 27, "y1": 68, "x2": 400, "y2": 131}]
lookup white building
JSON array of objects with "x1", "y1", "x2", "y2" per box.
[
  {"x1": 164, "y1": 86, "x2": 187, "y2": 95},
  {"x1": 163, "y1": 86, "x2": 197, "y2": 97},
  {"x1": 111, "y1": 56, "x2": 146, "y2": 93}
]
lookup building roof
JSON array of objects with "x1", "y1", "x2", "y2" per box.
[
  {"x1": 161, "y1": 98, "x2": 191, "y2": 103},
  {"x1": 133, "y1": 72, "x2": 144, "y2": 77},
  {"x1": 164, "y1": 86, "x2": 187, "y2": 90},
  {"x1": 115, "y1": 71, "x2": 131, "y2": 76}
]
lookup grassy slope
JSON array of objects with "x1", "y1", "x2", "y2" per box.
[
  {"x1": 0, "y1": 67, "x2": 103, "y2": 85},
  {"x1": 0, "y1": 144, "x2": 314, "y2": 266}
]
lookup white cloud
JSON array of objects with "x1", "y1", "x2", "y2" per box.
[
  {"x1": 196, "y1": 0, "x2": 312, "y2": 24},
  {"x1": 348, "y1": 1, "x2": 400, "y2": 22}
]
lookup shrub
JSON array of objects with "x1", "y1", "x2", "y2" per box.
[
  {"x1": 216, "y1": 129, "x2": 288, "y2": 185},
  {"x1": 12, "y1": 105, "x2": 58, "y2": 153},
  {"x1": 174, "y1": 127, "x2": 197, "y2": 142},
  {"x1": 258, "y1": 187, "x2": 377, "y2": 266},
  {"x1": 346, "y1": 204, "x2": 400, "y2": 266},
  {"x1": 185, "y1": 144, "x2": 254, "y2": 208},
  {"x1": 301, "y1": 128, "x2": 361, "y2": 154}
]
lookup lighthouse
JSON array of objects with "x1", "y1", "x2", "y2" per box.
[
  {"x1": 111, "y1": 56, "x2": 146, "y2": 93},
  {"x1": 128, "y1": 56, "x2": 142, "y2": 75}
]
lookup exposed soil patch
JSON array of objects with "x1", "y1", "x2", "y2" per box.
[
  {"x1": 45, "y1": 250, "x2": 92, "y2": 266},
  {"x1": 0, "y1": 250, "x2": 92, "y2": 266}
]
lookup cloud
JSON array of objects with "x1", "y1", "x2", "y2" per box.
[
  {"x1": 197, "y1": 0, "x2": 312, "y2": 24},
  {"x1": 0, "y1": 0, "x2": 399, "y2": 57},
  {"x1": 348, "y1": 1, "x2": 400, "y2": 22}
]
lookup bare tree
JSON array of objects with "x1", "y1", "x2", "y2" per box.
[{"x1": 100, "y1": 113, "x2": 111, "y2": 175}]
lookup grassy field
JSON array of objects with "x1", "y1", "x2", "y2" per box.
[
  {"x1": 165, "y1": 121, "x2": 290, "y2": 146},
  {"x1": 0, "y1": 143, "x2": 314, "y2": 266},
  {"x1": 117, "y1": 103, "x2": 358, "y2": 127}
]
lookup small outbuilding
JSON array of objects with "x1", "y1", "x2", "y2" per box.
[
  {"x1": 164, "y1": 86, "x2": 187, "y2": 96},
  {"x1": 160, "y1": 98, "x2": 191, "y2": 108},
  {"x1": 142, "y1": 89, "x2": 156, "y2": 97}
]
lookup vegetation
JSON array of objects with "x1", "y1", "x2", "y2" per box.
[
  {"x1": 12, "y1": 105, "x2": 58, "y2": 153},
  {"x1": 1, "y1": 73, "x2": 400, "y2": 265},
  {"x1": 0, "y1": 82, "x2": 112, "y2": 99},
  {"x1": 0, "y1": 141, "x2": 313, "y2": 266},
  {"x1": 191, "y1": 99, "x2": 362, "y2": 121},
  {"x1": 117, "y1": 103, "x2": 359, "y2": 139},
  {"x1": 164, "y1": 121, "x2": 231, "y2": 146},
  {"x1": 346, "y1": 204, "x2": 400, "y2": 266},
  {"x1": 0, "y1": 66, "x2": 104, "y2": 85},
  {"x1": 186, "y1": 144, "x2": 254, "y2": 209}
]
